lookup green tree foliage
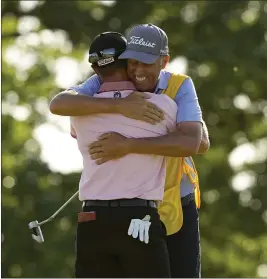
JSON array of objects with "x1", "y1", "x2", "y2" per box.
[{"x1": 2, "y1": 1, "x2": 267, "y2": 277}]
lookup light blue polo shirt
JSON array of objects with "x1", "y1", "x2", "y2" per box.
[{"x1": 70, "y1": 71, "x2": 202, "y2": 197}]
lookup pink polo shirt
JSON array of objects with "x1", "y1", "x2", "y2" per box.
[{"x1": 71, "y1": 81, "x2": 177, "y2": 202}]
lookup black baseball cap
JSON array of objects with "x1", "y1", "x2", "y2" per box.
[{"x1": 89, "y1": 32, "x2": 127, "y2": 67}]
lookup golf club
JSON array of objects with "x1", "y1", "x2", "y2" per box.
[{"x1": 28, "y1": 190, "x2": 79, "y2": 243}]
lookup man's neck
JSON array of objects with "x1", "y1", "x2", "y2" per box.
[
  {"x1": 98, "y1": 80, "x2": 136, "y2": 92},
  {"x1": 101, "y1": 73, "x2": 129, "y2": 83}
]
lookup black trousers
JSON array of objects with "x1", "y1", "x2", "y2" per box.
[
  {"x1": 75, "y1": 205, "x2": 171, "y2": 278},
  {"x1": 166, "y1": 200, "x2": 201, "y2": 278}
]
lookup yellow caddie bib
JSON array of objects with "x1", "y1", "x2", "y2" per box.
[{"x1": 158, "y1": 73, "x2": 201, "y2": 236}]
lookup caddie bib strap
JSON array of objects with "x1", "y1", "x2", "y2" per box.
[{"x1": 159, "y1": 73, "x2": 201, "y2": 236}]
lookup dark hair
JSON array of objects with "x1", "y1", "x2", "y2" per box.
[{"x1": 93, "y1": 59, "x2": 127, "y2": 77}]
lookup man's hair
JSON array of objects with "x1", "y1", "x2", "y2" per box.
[{"x1": 93, "y1": 59, "x2": 127, "y2": 78}]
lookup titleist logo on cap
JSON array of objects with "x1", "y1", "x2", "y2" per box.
[{"x1": 129, "y1": 36, "x2": 156, "y2": 48}]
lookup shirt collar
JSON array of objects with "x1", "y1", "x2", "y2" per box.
[
  {"x1": 98, "y1": 81, "x2": 136, "y2": 93},
  {"x1": 154, "y1": 70, "x2": 171, "y2": 93}
]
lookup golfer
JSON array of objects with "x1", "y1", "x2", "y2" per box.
[{"x1": 70, "y1": 32, "x2": 177, "y2": 278}]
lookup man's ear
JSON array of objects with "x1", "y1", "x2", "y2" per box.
[{"x1": 161, "y1": 55, "x2": 170, "y2": 69}]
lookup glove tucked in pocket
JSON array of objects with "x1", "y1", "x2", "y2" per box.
[{"x1": 127, "y1": 215, "x2": 151, "y2": 244}]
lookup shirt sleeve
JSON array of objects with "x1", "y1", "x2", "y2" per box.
[
  {"x1": 173, "y1": 78, "x2": 203, "y2": 123},
  {"x1": 68, "y1": 74, "x2": 101, "y2": 96}
]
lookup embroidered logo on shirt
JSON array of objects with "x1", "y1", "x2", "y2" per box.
[{"x1": 114, "y1": 91, "x2": 122, "y2": 98}]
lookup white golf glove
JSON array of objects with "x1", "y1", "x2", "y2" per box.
[{"x1": 128, "y1": 215, "x2": 151, "y2": 244}]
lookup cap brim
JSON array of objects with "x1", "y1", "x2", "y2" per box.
[{"x1": 118, "y1": 50, "x2": 159, "y2": 64}]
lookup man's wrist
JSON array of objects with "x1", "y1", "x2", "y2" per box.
[
  {"x1": 119, "y1": 131, "x2": 200, "y2": 157},
  {"x1": 125, "y1": 137, "x2": 137, "y2": 154},
  {"x1": 113, "y1": 98, "x2": 125, "y2": 114}
]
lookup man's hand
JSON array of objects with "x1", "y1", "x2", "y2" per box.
[
  {"x1": 116, "y1": 92, "x2": 164, "y2": 125},
  {"x1": 88, "y1": 132, "x2": 131, "y2": 165}
]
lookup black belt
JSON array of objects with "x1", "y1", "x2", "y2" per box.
[
  {"x1": 83, "y1": 193, "x2": 194, "y2": 209},
  {"x1": 181, "y1": 193, "x2": 195, "y2": 207},
  {"x1": 83, "y1": 198, "x2": 157, "y2": 208}
]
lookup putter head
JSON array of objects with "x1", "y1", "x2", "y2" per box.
[{"x1": 28, "y1": 220, "x2": 44, "y2": 243}]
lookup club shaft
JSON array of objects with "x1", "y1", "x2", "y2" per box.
[{"x1": 38, "y1": 190, "x2": 79, "y2": 226}]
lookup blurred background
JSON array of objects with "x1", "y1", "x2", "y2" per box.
[{"x1": 1, "y1": 0, "x2": 267, "y2": 277}]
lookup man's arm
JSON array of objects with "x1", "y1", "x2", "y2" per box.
[
  {"x1": 126, "y1": 120, "x2": 209, "y2": 157},
  {"x1": 88, "y1": 77, "x2": 206, "y2": 162},
  {"x1": 127, "y1": 121, "x2": 202, "y2": 157},
  {"x1": 51, "y1": 91, "x2": 164, "y2": 124},
  {"x1": 49, "y1": 74, "x2": 105, "y2": 116},
  {"x1": 88, "y1": 122, "x2": 202, "y2": 164},
  {"x1": 125, "y1": 77, "x2": 203, "y2": 157},
  {"x1": 174, "y1": 118, "x2": 210, "y2": 154},
  {"x1": 49, "y1": 75, "x2": 165, "y2": 124},
  {"x1": 50, "y1": 91, "x2": 121, "y2": 116}
]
